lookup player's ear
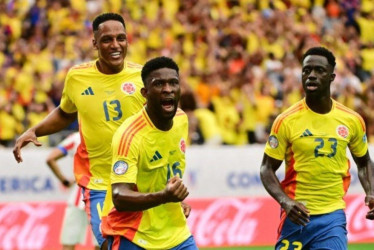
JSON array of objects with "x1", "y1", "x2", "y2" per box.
[
  {"x1": 330, "y1": 73, "x2": 336, "y2": 82},
  {"x1": 141, "y1": 87, "x2": 147, "y2": 98},
  {"x1": 92, "y1": 39, "x2": 98, "y2": 50}
]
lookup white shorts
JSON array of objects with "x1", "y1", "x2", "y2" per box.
[{"x1": 60, "y1": 205, "x2": 98, "y2": 246}]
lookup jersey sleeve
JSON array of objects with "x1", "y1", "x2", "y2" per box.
[
  {"x1": 60, "y1": 70, "x2": 77, "y2": 113},
  {"x1": 264, "y1": 114, "x2": 289, "y2": 161},
  {"x1": 110, "y1": 126, "x2": 140, "y2": 185},
  {"x1": 348, "y1": 115, "x2": 368, "y2": 157},
  {"x1": 57, "y1": 132, "x2": 80, "y2": 156}
]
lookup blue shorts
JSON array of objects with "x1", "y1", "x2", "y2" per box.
[
  {"x1": 108, "y1": 235, "x2": 198, "y2": 250},
  {"x1": 82, "y1": 188, "x2": 107, "y2": 247},
  {"x1": 276, "y1": 209, "x2": 347, "y2": 250}
]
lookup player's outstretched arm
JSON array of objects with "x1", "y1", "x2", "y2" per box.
[
  {"x1": 260, "y1": 153, "x2": 310, "y2": 226},
  {"x1": 112, "y1": 176, "x2": 189, "y2": 212},
  {"x1": 13, "y1": 107, "x2": 77, "y2": 163},
  {"x1": 352, "y1": 151, "x2": 374, "y2": 220},
  {"x1": 46, "y1": 148, "x2": 72, "y2": 187}
]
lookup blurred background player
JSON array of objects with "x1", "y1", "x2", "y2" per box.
[
  {"x1": 101, "y1": 56, "x2": 198, "y2": 249},
  {"x1": 260, "y1": 47, "x2": 374, "y2": 249},
  {"x1": 12, "y1": 13, "x2": 146, "y2": 249},
  {"x1": 46, "y1": 131, "x2": 99, "y2": 250}
]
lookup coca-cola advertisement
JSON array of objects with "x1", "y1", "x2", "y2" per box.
[{"x1": 1, "y1": 195, "x2": 374, "y2": 249}]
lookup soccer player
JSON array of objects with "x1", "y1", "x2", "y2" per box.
[
  {"x1": 101, "y1": 56, "x2": 198, "y2": 249},
  {"x1": 260, "y1": 46, "x2": 374, "y2": 249},
  {"x1": 46, "y1": 132, "x2": 99, "y2": 250},
  {"x1": 12, "y1": 13, "x2": 145, "y2": 249}
]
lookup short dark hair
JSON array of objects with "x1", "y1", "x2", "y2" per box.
[
  {"x1": 92, "y1": 13, "x2": 125, "y2": 32},
  {"x1": 302, "y1": 47, "x2": 336, "y2": 68},
  {"x1": 141, "y1": 57, "x2": 179, "y2": 85}
]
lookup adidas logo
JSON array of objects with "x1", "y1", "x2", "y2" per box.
[
  {"x1": 300, "y1": 129, "x2": 313, "y2": 137},
  {"x1": 81, "y1": 87, "x2": 94, "y2": 95},
  {"x1": 150, "y1": 151, "x2": 162, "y2": 162}
]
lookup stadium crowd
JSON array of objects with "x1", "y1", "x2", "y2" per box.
[{"x1": 2, "y1": 0, "x2": 374, "y2": 147}]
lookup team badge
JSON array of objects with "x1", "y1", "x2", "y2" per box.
[
  {"x1": 268, "y1": 135, "x2": 279, "y2": 149},
  {"x1": 180, "y1": 138, "x2": 186, "y2": 154},
  {"x1": 336, "y1": 125, "x2": 349, "y2": 138},
  {"x1": 113, "y1": 161, "x2": 128, "y2": 175},
  {"x1": 121, "y1": 82, "x2": 136, "y2": 94}
]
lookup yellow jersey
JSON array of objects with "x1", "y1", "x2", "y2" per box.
[
  {"x1": 101, "y1": 108, "x2": 191, "y2": 249},
  {"x1": 60, "y1": 60, "x2": 145, "y2": 190},
  {"x1": 265, "y1": 98, "x2": 368, "y2": 214}
]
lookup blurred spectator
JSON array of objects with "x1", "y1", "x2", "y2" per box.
[
  {"x1": 180, "y1": 91, "x2": 222, "y2": 145},
  {"x1": 2, "y1": 0, "x2": 374, "y2": 146}
]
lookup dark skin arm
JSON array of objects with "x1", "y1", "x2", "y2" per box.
[
  {"x1": 46, "y1": 148, "x2": 73, "y2": 188},
  {"x1": 13, "y1": 107, "x2": 77, "y2": 163},
  {"x1": 112, "y1": 176, "x2": 189, "y2": 212},
  {"x1": 352, "y1": 151, "x2": 374, "y2": 220},
  {"x1": 260, "y1": 153, "x2": 310, "y2": 226}
]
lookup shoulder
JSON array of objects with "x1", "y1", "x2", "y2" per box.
[
  {"x1": 116, "y1": 110, "x2": 148, "y2": 139},
  {"x1": 126, "y1": 61, "x2": 143, "y2": 70},
  {"x1": 272, "y1": 101, "x2": 305, "y2": 133},
  {"x1": 125, "y1": 61, "x2": 143, "y2": 75},
  {"x1": 66, "y1": 61, "x2": 96, "y2": 79},
  {"x1": 113, "y1": 111, "x2": 147, "y2": 153},
  {"x1": 334, "y1": 101, "x2": 365, "y2": 130},
  {"x1": 174, "y1": 108, "x2": 188, "y2": 122},
  {"x1": 69, "y1": 61, "x2": 96, "y2": 73}
]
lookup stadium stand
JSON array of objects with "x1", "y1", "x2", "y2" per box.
[{"x1": 1, "y1": 0, "x2": 374, "y2": 146}]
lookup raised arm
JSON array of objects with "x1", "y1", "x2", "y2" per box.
[
  {"x1": 112, "y1": 176, "x2": 189, "y2": 212},
  {"x1": 352, "y1": 150, "x2": 374, "y2": 220},
  {"x1": 13, "y1": 106, "x2": 77, "y2": 163},
  {"x1": 260, "y1": 153, "x2": 310, "y2": 226}
]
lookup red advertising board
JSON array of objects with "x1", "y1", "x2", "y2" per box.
[{"x1": 0, "y1": 195, "x2": 373, "y2": 249}]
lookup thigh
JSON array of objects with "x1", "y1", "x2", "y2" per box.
[
  {"x1": 108, "y1": 235, "x2": 144, "y2": 250},
  {"x1": 276, "y1": 210, "x2": 347, "y2": 250},
  {"x1": 276, "y1": 216, "x2": 305, "y2": 250},
  {"x1": 82, "y1": 188, "x2": 107, "y2": 247},
  {"x1": 170, "y1": 235, "x2": 199, "y2": 250},
  {"x1": 308, "y1": 210, "x2": 347, "y2": 250}
]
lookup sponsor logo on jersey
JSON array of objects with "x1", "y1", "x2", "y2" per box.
[
  {"x1": 121, "y1": 82, "x2": 136, "y2": 94},
  {"x1": 81, "y1": 87, "x2": 94, "y2": 95},
  {"x1": 180, "y1": 138, "x2": 186, "y2": 153},
  {"x1": 300, "y1": 129, "x2": 313, "y2": 137},
  {"x1": 113, "y1": 161, "x2": 128, "y2": 175},
  {"x1": 150, "y1": 151, "x2": 162, "y2": 162},
  {"x1": 336, "y1": 125, "x2": 349, "y2": 138},
  {"x1": 268, "y1": 135, "x2": 279, "y2": 148}
]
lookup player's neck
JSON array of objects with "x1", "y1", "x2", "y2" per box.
[
  {"x1": 305, "y1": 96, "x2": 332, "y2": 114},
  {"x1": 145, "y1": 107, "x2": 173, "y2": 131},
  {"x1": 96, "y1": 60, "x2": 124, "y2": 74}
]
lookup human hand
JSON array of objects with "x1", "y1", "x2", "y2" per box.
[
  {"x1": 61, "y1": 179, "x2": 75, "y2": 188},
  {"x1": 13, "y1": 129, "x2": 42, "y2": 163},
  {"x1": 181, "y1": 201, "x2": 191, "y2": 218},
  {"x1": 365, "y1": 195, "x2": 374, "y2": 220},
  {"x1": 282, "y1": 199, "x2": 310, "y2": 226},
  {"x1": 164, "y1": 176, "x2": 189, "y2": 203}
]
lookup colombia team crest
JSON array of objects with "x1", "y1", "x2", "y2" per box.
[
  {"x1": 180, "y1": 138, "x2": 186, "y2": 154},
  {"x1": 121, "y1": 82, "x2": 136, "y2": 94},
  {"x1": 336, "y1": 125, "x2": 349, "y2": 138}
]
